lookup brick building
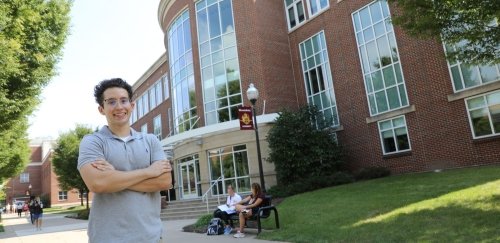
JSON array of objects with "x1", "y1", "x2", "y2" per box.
[
  {"x1": 4, "y1": 139, "x2": 91, "y2": 207},
  {"x1": 130, "y1": 0, "x2": 500, "y2": 201}
]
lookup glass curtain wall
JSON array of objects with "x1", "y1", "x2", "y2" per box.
[
  {"x1": 208, "y1": 145, "x2": 250, "y2": 195},
  {"x1": 168, "y1": 10, "x2": 198, "y2": 134},
  {"x1": 196, "y1": 0, "x2": 243, "y2": 125}
]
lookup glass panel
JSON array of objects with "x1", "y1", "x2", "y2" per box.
[
  {"x1": 365, "y1": 74, "x2": 373, "y2": 92},
  {"x1": 197, "y1": 10, "x2": 209, "y2": 43},
  {"x1": 222, "y1": 154, "x2": 235, "y2": 178},
  {"x1": 375, "y1": 90, "x2": 388, "y2": 113},
  {"x1": 387, "y1": 86, "x2": 400, "y2": 109},
  {"x1": 487, "y1": 92, "x2": 500, "y2": 105},
  {"x1": 369, "y1": 2, "x2": 382, "y2": 23},
  {"x1": 394, "y1": 63, "x2": 403, "y2": 83},
  {"x1": 382, "y1": 65, "x2": 395, "y2": 87},
  {"x1": 353, "y1": 13, "x2": 361, "y2": 31},
  {"x1": 224, "y1": 46, "x2": 237, "y2": 59},
  {"x1": 366, "y1": 41, "x2": 379, "y2": 71},
  {"x1": 360, "y1": 7, "x2": 371, "y2": 28},
  {"x1": 395, "y1": 128, "x2": 409, "y2": 150},
  {"x1": 237, "y1": 178, "x2": 250, "y2": 193},
  {"x1": 208, "y1": 4, "x2": 221, "y2": 38},
  {"x1": 310, "y1": 0, "x2": 318, "y2": 14},
  {"x1": 379, "y1": 120, "x2": 392, "y2": 130},
  {"x1": 222, "y1": 32, "x2": 236, "y2": 47},
  {"x1": 288, "y1": 7, "x2": 296, "y2": 28},
  {"x1": 363, "y1": 27, "x2": 375, "y2": 43},
  {"x1": 200, "y1": 41, "x2": 210, "y2": 57},
  {"x1": 479, "y1": 65, "x2": 500, "y2": 83},
  {"x1": 297, "y1": 1, "x2": 305, "y2": 22},
  {"x1": 450, "y1": 66, "x2": 464, "y2": 91},
  {"x1": 399, "y1": 85, "x2": 408, "y2": 106},
  {"x1": 209, "y1": 156, "x2": 221, "y2": 179},
  {"x1": 235, "y1": 151, "x2": 249, "y2": 177},
  {"x1": 220, "y1": 0, "x2": 234, "y2": 34},
  {"x1": 372, "y1": 70, "x2": 384, "y2": 91},
  {"x1": 377, "y1": 36, "x2": 391, "y2": 67},
  {"x1": 369, "y1": 94, "x2": 377, "y2": 115},
  {"x1": 460, "y1": 64, "x2": 481, "y2": 88},
  {"x1": 382, "y1": 130, "x2": 396, "y2": 153},
  {"x1": 393, "y1": 116, "x2": 405, "y2": 127},
  {"x1": 467, "y1": 96, "x2": 485, "y2": 109},
  {"x1": 374, "y1": 22, "x2": 385, "y2": 37},
  {"x1": 490, "y1": 104, "x2": 500, "y2": 133},
  {"x1": 470, "y1": 109, "x2": 492, "y2": 137}
]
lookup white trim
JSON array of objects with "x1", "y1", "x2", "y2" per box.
[
  {"x1": 465, "y1": 90, "x2": 500, "y2": 139},
  {"x1": 161, "y1": 113, "x2": 278, "y2": 146},
  {"x1": 377, "y1": 115, "x2": 411, "y2": 155}
]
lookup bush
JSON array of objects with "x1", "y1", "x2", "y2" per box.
[
  {"x1": 354, "y1": 166, "x2": 391, "y2": 181},
  {"x1": 267, "y1": 172, "x2": 354, "y2": 197},
  {"x1": 77, "y1": 209, "x2": 90, "y2": 220},
  {"x1": 183, "y1": 213, "x2": 212, "y2": 233}
]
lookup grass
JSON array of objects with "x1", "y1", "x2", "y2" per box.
[
  {"x1": 258, "y1": 165, "x2": 500, "y2": 243},
  {"x1": 44, "y1": 205, "x2": 87, "y2": 215}
]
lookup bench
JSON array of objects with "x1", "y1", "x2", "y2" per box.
[{"x1": 229, "y1": 195, "x2": 280, "y2": 234}]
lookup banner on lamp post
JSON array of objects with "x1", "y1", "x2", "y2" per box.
[{"x1": 238, "y1": 106, "x2": 254, "y2": 130}]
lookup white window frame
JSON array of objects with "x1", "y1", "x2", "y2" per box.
[
  {"x1": 149, "y1": 87, "x2": 156, "y2": 109},
  {"x1": 285, "y1": 0, "x2": 306, "y2": 30},
  {"x1": 307, "y1": 0, "x2": 329, "y2": 18},
  {"x1": 155, "y1": 80, "x2": 163, "y2": 105},
  {"x1": 153, "y1": 115, "x2": 162, "y2": 140},
  {"x1": 141, "y1": 124, "x2": 148, "y2": 134},
  {"x1": 465, "y1": 90, "x2": 500, "y2": 139},
  {"x1": 20, "y1": 173, "x2": 29, "y2": 183},
  {"x1": 58, "y1": 191, "x2": 68, "y2": 201},
  {"x1": 378, "y1": 115, "x2": 411, "y2": 155},
  {"x1": 352, "y1": 0, "x2": 409, "y2": 116},
  {"x1": 137, "y1": 98, "x2": 143, "y2": 118},
  {"x1": 163, "y1": 76, "x2": 170, "y2": 100},
  {"x1": 299, "y1": 30, "x2": 340, "y2": 127}
]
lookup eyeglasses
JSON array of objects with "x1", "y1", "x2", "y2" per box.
[{"x1": 103, "y1": 98, "x2": 131, "y2": 107}]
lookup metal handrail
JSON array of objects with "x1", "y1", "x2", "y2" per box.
[{"x1": 201, "y1": 176, "x2": 224, "y2": 213}]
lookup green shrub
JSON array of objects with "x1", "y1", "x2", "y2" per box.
[
  {"x1": 77, "y1": 209, "x2": 90, "y2": 220},
  {"x1": 194, "y1": 213, "x2": 212, "y2": 228},
  {"x1": 354, "y1": 166, "x2": 391, "y2": 181}
]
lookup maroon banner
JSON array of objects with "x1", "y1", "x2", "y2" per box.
[{"x1": 238, "y1": 106, "x2": 254, "y2": 130}]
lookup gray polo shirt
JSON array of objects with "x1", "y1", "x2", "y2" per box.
[{"x1": 78, "y1": 126, "x2": 167, "y2": 243}]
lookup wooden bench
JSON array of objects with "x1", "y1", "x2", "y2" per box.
[{"x1": 229, "y1": 195, "x2": 280, "y2": 234}]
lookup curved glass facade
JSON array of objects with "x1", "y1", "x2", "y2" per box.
[
  {"x1": 196, "y1": 0, "x2": 242, "y2": 125},
  {"x1": 168, "y1": 10, "x2": 198, "y2": 133}
]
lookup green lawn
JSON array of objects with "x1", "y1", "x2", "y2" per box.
[
  {"x1": 258, "y1": 165, "x2": 500, "y2": 243},
  {"x1": 43, "y1": 205, "x2": 87, "y2": 215}
]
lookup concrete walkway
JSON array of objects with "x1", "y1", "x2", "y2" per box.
[{"x1": 0, "y1": 212, "x2": 286, "y2": 243}]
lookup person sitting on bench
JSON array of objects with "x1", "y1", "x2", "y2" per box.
[
  {"x1": 213, "y1": 184, "x2": 242, "y2": 235},
  {"x1": 233, "y1": 183, "x2": 265, "y2": 238}
]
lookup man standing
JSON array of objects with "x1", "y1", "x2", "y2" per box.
[{"x1": 78, "y1": 78, "x2": 172, "y2": 243}]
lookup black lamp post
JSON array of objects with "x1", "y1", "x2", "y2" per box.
[{"x1": 246, "y1": 83, "x2": 266, "y2": 192}]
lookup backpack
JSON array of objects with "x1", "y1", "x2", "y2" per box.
[{"x1": 206, "y1": 217, "x2": 224, "y2": 235}]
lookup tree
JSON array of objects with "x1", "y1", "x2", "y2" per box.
[
  {"x1": 52, "y1": 125, "x2": 93, "y2": 209},
  {"x1": 267, "y1": 105, "x2": 344, "y2": 186},
  {"x1": 0, "y1": 0, "x2": 71, "y2": 181},
  {"x1": 389, "y1": 0, "x2": 499, "y2": 64}
]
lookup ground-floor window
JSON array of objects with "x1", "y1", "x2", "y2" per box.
[
  {"x1": 466, "y1": 90, "x2": 500, "y2": 138},
  {"x1": 378, "y1": 115, "x2": 411, "y2": 155},
  {"x1": 208, "y1": 144, "x2": 250, "y2": 195},
  {"x1": 58, "y1": 191, "x2": 68, "y2": 201}
]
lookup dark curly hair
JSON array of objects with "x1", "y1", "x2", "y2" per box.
[{"x1": 94, "y1": 78, "x2": 133, "y2": 106}]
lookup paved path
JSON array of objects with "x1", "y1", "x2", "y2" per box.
[{"x1": 0, "y1": 212, "x2": 286, "y2": 243}]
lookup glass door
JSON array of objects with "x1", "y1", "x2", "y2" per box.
[{"x1": 179, "y1": 159, "x2": 198, "y2": 199}]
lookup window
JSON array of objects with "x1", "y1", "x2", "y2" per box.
[
  {"x1": 168, "y1": 10, "x2": 198, "y2": 134},
  {"x1": 168, "y1": 108, "x2": 173, "y2": 136},
  {"x1": 285, "y1": 0, "x2": 306, "y2": 30},
  {"x1": 142, "y1": 93, "x2": 149, "y2": 115},
  {"x1": 307, "y1": 0, "x2": 329, "y2": 17},
  {"x1": 141, "y1": 124, "x2": 148, "y2": 134},
  {"x1": 466, "y1": 90, "x2": 500, "y2": 138},
  {"x1": 446, "y1": 45, "x2": 500, "y2": 92},
  {"x1": 153, "y1": 115, "x2": 162, "y2": 140},
  {"x1": 20, "y1": 173, "x2": 29, "y2": 183},
  {"x1": 299, "y1": 31, "x2": 339, "y2": 126},
  {"x1": 155, "y1": 80, "x2": 163, "y2": 104},
  {"x1": 137, "y1": 97, "x2": 143, "y2": 118},
  {"x1": 378, "y1": 115, "x2": 411, "y2": 154},
  {"x1": 163, "y1": 76, "x2": 170, "y2": 100},
  {"x1": 196, "y1": 0, "x2": 243, "y2": 126},
  {"x1": 149, "y1": 88, "x2": 156, "y2": 109},
  {"x1": 208, "y1": 145, "x2": 250, "y2": 194},
  {"x1": 353, "y1": 0, "x2": 409, "y2": 116},
  {"x1": 58, "y1": 191, "x2": 68, "y2": 201},
  {"x1": 130, "y1": 103, "x2": 138, "y2": 124}
]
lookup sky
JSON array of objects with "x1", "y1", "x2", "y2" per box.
[{"x1": 27, "y1": 0, "x2": 165, "y2": 139}]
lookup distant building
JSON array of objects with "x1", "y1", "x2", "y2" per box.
[
  {"x1": 131, "y1": 0, "x2": 500, "y2": 201},
  {"x1": 4, "y1": 139, "x2": 91, "y2": 206}
]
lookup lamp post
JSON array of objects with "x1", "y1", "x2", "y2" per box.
[{"x1": 246, "y1": 83, "x2": 266, "y2": 192}]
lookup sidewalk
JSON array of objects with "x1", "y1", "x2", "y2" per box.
[{"x1": 0, "y1": 212, "x2": 286, "y2": 243}]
